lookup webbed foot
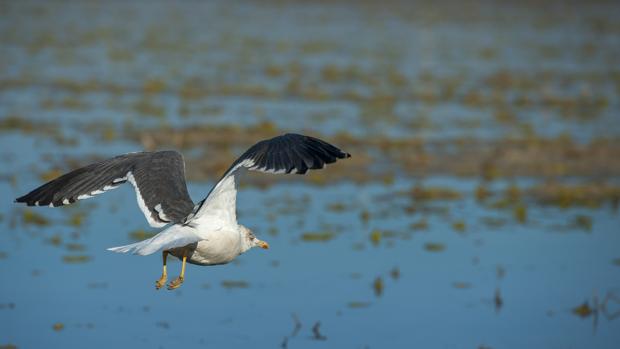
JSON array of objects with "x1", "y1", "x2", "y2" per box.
[{"x1": 167, "y1": 276, "x2": 184, "y2": 290}]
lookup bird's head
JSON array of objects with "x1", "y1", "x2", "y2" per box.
[{"x1": 240, "y1": 225, "x2": 269, "y2": 252}]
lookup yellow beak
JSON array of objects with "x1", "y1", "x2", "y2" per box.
[{"x1": 257, "y1": 240, "x2": 270, "y2": 249}]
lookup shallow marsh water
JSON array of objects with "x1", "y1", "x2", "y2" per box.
[{"x1": 1, "y1": 1, "x2": 620, "y2": 348}]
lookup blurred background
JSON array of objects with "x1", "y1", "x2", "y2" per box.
[{"x1": 1, "y1": 1, "x2": 619, "y2": 348}]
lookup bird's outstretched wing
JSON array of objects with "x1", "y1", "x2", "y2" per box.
[
  {"x1": 187, "y1": 133, "x2": 350, "y2": 226},
  {"x1": 15, "y1": 151, "x2": 195, "y2": 228}
]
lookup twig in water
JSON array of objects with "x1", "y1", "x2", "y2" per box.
[
  {"x1": 312, "y1": 321, "x2": 327, "y2": 341},
  {"x1": 291, "y1": 313, "x2": 302, "y2": 337}
]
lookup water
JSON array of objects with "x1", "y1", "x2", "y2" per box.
[
  {"x1": 2, "y1": 178, "x2": 619, "y2": 348},
  {"x1": 1, "y1": 1, "x2": 620, "y2": 348}
]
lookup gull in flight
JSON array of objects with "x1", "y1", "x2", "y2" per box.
[{"x1": 15, "y1": 133, "x2": 350, "y2": 290}]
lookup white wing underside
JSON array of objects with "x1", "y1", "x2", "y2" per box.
[
  {"x1": 191, "y1": 170, "x2": 242, "y2": 227},
  {"x1": 107, "y1": 224, "x2": 202, "y2": 255}
]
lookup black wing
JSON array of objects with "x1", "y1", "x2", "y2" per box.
[
  {"x1": 189, "y1": 133, "x2": 350, "y2": 223},
  {"x1": 15, "y1": 151, "x2": 195, "y2": 227},
  {"x1": 231, "y1": 133, "x2": 351, "y2": 175}
]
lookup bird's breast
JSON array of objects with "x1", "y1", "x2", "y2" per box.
[{"x1": 186, "y1": 230, "x2": 242, "y2": 266}]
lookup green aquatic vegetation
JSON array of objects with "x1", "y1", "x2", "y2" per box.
[
  {"x1": 505, "y1": 184, "x2": 521, "y2": 202},
  {"x1": 411, "y1": 186, "x2": 462, "y2": 201},
  {"x1": 530, "y1": 183, "x2": 620, "y2": 208},
  {"x1": 452, "y1": 282, "x2": 471, "y2": 289},
  {"x1": 301, "y1": 231, "x2": 335, "y2": 242},
  {"x1": 108, "y1": 48, "x2": 134, "y2": 62},
  {"x1": 321, "y1": 64, "x2": 346, "y2": 82},
  {"x1": 572, "y1": 215, "x2": 593, "y2": 232},
  {"x1": 382, "y1": 173, "x2": 395, "y2": 185},
  {"x1": 22, "y1": 209, "x2": 50, "y2": 226},
  {"x1": 480, "y1": 216, "x2": 507, "y2": 227},
  {"x1": 481, "y1": 162, "x2": 500, "y2": 181},
  {"x1": 572, "y1": 302, "x2": 593, "y2": 318},
  {"x1": 62, "y1": 255, "x2": 91, "y2": 264},
  {"x1": 373, "y1": 277, "x2": 383, "y2": 297},
  {"x1": 0, "y1": 251, "x2": 7, "y2": 260},
  {"x1": 452, "y1": 221, "x2": 466, "y2": 233},
  {"x1": 67, "y1": 212, "x2": 86, "y2": 227},
  {"x1": 221, "y1": 280, "x2": 250, "y2": 289},
  {"x1": 128, "y1": 229, "x2": 157, "y2": 241},
  {"x1": 494, "y1": 108, "x2": 518, "y2": 124},
  {"x1": 489, "y1": 198, "x2": 512, "y2": 209},
  {"x1": 612, "y1": 258, "x2": 620, "y2": 266},
  {"x1": 513, "y1": 204, "x2": 527, "y2": 224},
  {"x1": 360, "y1": 210, "x2": 370, "y2": 224},
  {"x1": 327, "y1": 202, "x2": 347, "y2": 212},
  {"x1": 179, "y1": 80, "x2": 208, "y2": 100},
  {"x1": 475, "y1": 185, "x2": 491, "y2": 202},
  {"x1": 129, "y1": 123, "x2": 620, "y2": 185},
  {"x1": 410, "y1": 219, "x2": 428, "y2": 231},
  {"x1": 347, "y1": 301, "x2": 371, "y2": 309},
  {"x1": 143, "y1": 79, "x2": 167, "y2": 94},
  {"x1": 462, "y1": 90, "x2": 486, "y2": 107},
  {"x1": 100, "y1": 126, "x2": 116, "y2": 142},
  {"x1": 65, "y1": 243, "x2": 86, "y2": 252},
  {"x1": 478, "y1": 47, "x2": 498, "y2": 60},
  {"x1": 0, "y1": 115, "x2": 35, "y2": 133},
  {"x1": 39, "y1": 169, "x2": 63, "y2": 182},
  {"x1": 264, "y1": 64, "x2": 285, "y2": 77},
  {"x1": 132, "y1": 99, "x2": 166, "y2": 118},
  {"x1": 47, "y1": 234, "x2": 62, "y2": 246},
  {"x1": 369, "y1": 230, "x2": 382, "y2": 246},
  {"x1": 59, "y1": 96, "x2": 89, "y2": 110},
  {"x1": 424, "y1": 242, "x2": 445, "y2": 252}
]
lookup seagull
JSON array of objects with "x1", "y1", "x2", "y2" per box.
[{"x1": 15, "y1": 133, "x2": 350, "y2": 290}]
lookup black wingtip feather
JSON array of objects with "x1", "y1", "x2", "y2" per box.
[{"x1": 15, "y1": 193, "x2": 34, "y2": 205}]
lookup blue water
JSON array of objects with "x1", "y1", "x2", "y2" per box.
[
  {"x1": 2, "y1": 1, "x2": 620, "y2": 348},
  {"x1": 2, "y1": 168, "x2": 619, "y2": 348}
]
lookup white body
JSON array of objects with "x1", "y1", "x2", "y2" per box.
[
  {"x1": 170, "y1": 225, "x2": 247, "y2": 266},
  {"x1": 108, "y1": 174, "x2": 254, "y2": 264}
]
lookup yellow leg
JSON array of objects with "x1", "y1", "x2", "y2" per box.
[
  {"x1": 155, "y1": 251, "x2": 168, "y2": 290},
  {"x1": 167, "y1": 254, "x2": 187, "y2": 290},
  {"x1": 180, "y1": 255, "x2": 187, "y2": 279}
]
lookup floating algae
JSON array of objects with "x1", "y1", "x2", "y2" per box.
[
  {"x1": 22, "y1": 209, "x2": 50, "y2": 226},
  {"x1": 52, "y1": 322, "x2": 64, "y2": 332},
  {"x1": 572, "y1": 302, "x2": 593, "y2": 318},
  {"x1": 301, "y1": 231, "x2": 335, "y2": 242},
  {"x1": 424, "y1": 242, "x2": 446, "y2": 252},
  {"x1": 221, "y1": 280, "x2": 250, "y2": 289},
  {"x1": 62, "y1": 255, "x2": 91, "y2": 264},
  {"x1": 128, "y1": 229, "x2": 157, "y2": 241},
  {"x1": 373, "y1": 277, "x2": 383, "y2": 297},
  {"x1": 347, "y1": 301, "x2": 371, "y2": 309}
]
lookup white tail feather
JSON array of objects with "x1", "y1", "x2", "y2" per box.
[{"x1": 107, "y1": 225, "x2": 202, "y2": 256}]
